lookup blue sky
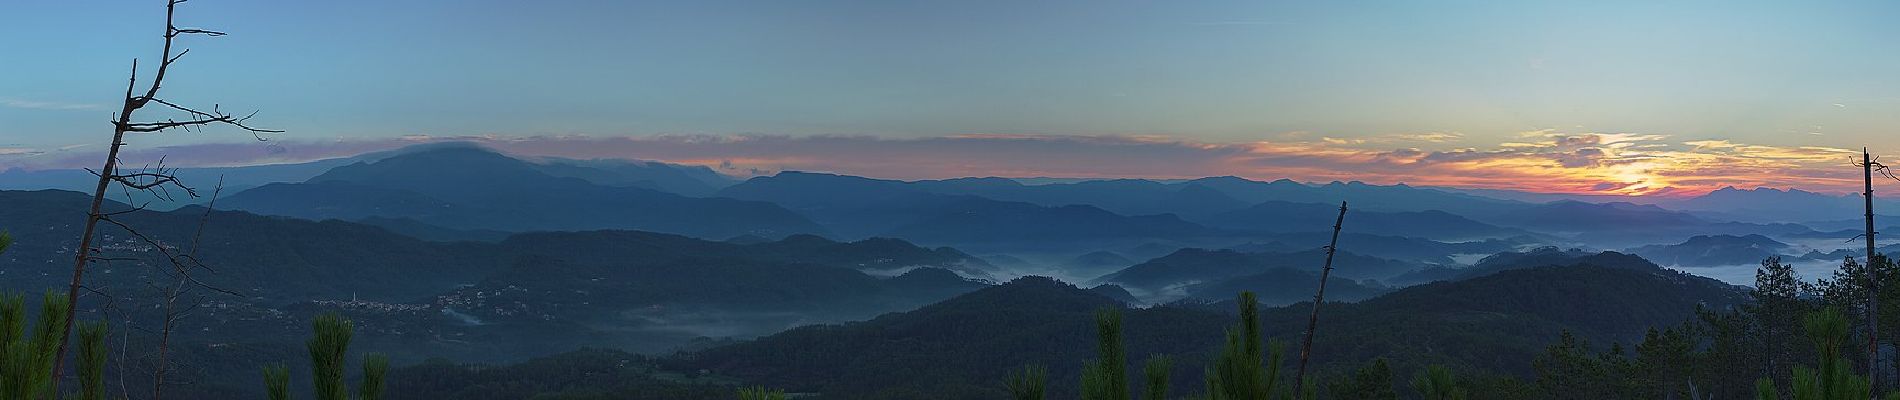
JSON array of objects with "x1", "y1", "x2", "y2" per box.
[{"x1": 4, "y1": 0, "x2": 1899, "y2": 194}]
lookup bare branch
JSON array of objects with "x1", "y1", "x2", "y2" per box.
[
  {"x1": 164, "y1": 48, "x2": 190, "y2": 65},
  {"x1": 172, "y1": 28, "x2": 224, "y2": 36},
  {"x1": 56, "y1": 0, "x2": 281, "y2": 389},
  {"x1": 190, "y1": 178, "x2": 224, "y2": 255},
  {"x1": 142, "y1": 97, "x2": 212, "y2": 118},
  {"x1": 92, "y1": 216, "x2": 240, "y2": 297},
  {"x1": 122, "y1": 113, "x2": 282, "y2": 134}
]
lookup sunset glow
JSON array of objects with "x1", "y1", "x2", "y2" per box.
[{"x1": 3, "y1": 132, "x2": 1876, "y2": 197}]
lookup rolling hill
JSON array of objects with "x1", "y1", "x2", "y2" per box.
[
  {"x1": 683, "y1": 253, "x2": 1746, "y2": 399},
  {"x1": 1091, "y1": 248, "x2": 1424, "y2": 299}
]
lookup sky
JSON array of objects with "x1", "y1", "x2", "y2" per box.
[{"x1": 4, "y1": 0, "x2": 1900, "y2": 196}]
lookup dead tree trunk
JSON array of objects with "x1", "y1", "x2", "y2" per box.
[
  {"x1": 1293, "y1": 201, "x2": 1347, "y2": 387},
  {"x1": 53, "y1": 0, "x2": 278, "y2": 395},
  {"x1": 1865, "y1": 148, "x2": 1880, "y2": 395}
]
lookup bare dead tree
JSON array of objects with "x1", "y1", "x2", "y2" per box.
[
  {"x1": 147, "y1": 179, "x2": 226, "y2": 399},
  {"x1": 1863, "y1": 149, "x2": 1879, "y2": 394},
  {"x1": 55, "y1": 0, "x2": 279, "y2": 395},
  {"x1": 1292, "y1": 201, "x2": 1347, "y2": 387},
  {"x1": 1856, "y1": 149, "x2": 1898, "y2": 395}
]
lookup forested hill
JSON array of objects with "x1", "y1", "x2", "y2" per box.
[
  {"x1": 682, "y1": 258, "x2": 1747, "y2": 399},
  {"x1": 0, "y1": 189, "x2": 991, "y2": 305},
  {"x1": 0, "y1": 188, "x2": 1007, "y2": 397},
  {"x1": 0, "y1": 189, "x2": 498, "y2": 302}
]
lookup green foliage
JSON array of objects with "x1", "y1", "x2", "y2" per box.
[
  {"x1": 269, "y1": 313, "x2": 390, "y2": 400},
  {"x1": 1326, "y1": 358, "x2": 1397, "y2": 400},
  {"x1": 1801, "y1": 308, "x2": 1849, "y2": 370},
  {"x1": 0, "y1": 231, "x2": 12, "y2": 255},
  {"x1": 1698, "y1": 305, "x2": 1772, "y2": 398},
  {"x1": 1810, "y1": 254, "x2": 1900, "y2": 397},
  {"x1": 1754, "y1": 256, "x2": 1815, "y2": 386},
  {"x1": 1410, "y1": 365, "x2": 1466, "y2": 400},
  {"x1": 1, "y1": 291, "x2": 68, "y2": 400},
  {"x1": 385, "y1": 349, "x2": 731, "y2": 400},
  {"x1": 1143, "y1": 355, "x2": 1171, "y2": 400},
  {"x1": 0, "y1": 293, "x2": 25, "y2": 398},
  {"x1": 1239, "y1": 292, "x2": 1260, "y2": 361},
  {"x1": 1082, "y1": 308, "x2": 1130, "y2": 400},
  {"x1": 1200, "y1": 291, "x2": 1306, "y2": 400},
  {"x1": 736, "y1": 386, "x2": 786, "y2": 400},
  {"x1": 264, "y1": 363, "x2": 291, "y2": 400},
  {"x1": 1523, "y1": 256, "x2": 1900, "y2": 400},
  {"x1": 309, "y1": 312, "x2": 354, "y2": 400},
  {"x1": 76, "y1": 320, "x2": 109, "y2": 400},
  {"x1": 1630, "y1": 323, "x2": 1700, "y2": 398},
  {"x1": 1531, "y1": 331, "x2": 1647, "y2": 399},
  {"x1": 1083, "y1": 362, "x2": 1114, "y2": 400},
  {"x1": 1784, "y1": 308, "x2": 1870, "y2": 400},
  {"x1": 1004, "y1": 364, "x2": 1048, "y2": 400},
  {"x1": 360, "y1": 353, "x2": 390, "y2": 400}
]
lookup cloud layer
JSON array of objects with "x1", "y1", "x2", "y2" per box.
[{"x1": 0, "y1": 132, "x2": 1877, "y2": 197}]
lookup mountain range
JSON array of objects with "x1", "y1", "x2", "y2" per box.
[
  {"x1": 1198, "y1": 201, "x2": 1524, "y2": 240},
  {"x1": 221, "y1": 146, "x2": 823, "y2": 239},
  {"x1": 5, "y1": 141, "x2": 1894, "y2": 398},
  {"x1": 1626, "y1": 234, "x2": 1794, "y2": 267}
]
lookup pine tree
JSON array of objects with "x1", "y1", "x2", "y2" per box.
[
  {"x1": 1200, "y1": 291, "x2": 1309, "y2": 400},
  {"x1": 1790, "y1": 308, "x2": 1869, "y2": 400},
  {"x1": 264, "y1": 363, "x2": 291, "y2": 400},
  {"x1": 1702, "y1": 305, "x2": 1768, "y2": 398},
  {"x1": 265, "y1": 312, "x2": 389, "y2": 400},
  {"x1": 1533, "y1": 330, "x2": 1619, "y2": 399},
  {"x1": 1083, "y1": 309, "x2": 1129, "y2": 400},
  {"x1": 1203, "y1": 292, "x2": 1269, "y2": 400},
  {"x1": 1327, "y1": 358, "x2": 1397, "y2": 400},
  {"x1": 1, "y1": 240, "x2": 109, "y2": 400},
  {"x1": 1005, "y1": 364, "x2": 1048, "y2": 400},
  {"x1": 1, "y1": 291, "x2": 69, "y2": 400},
  {"x1": 75, "y1": 320, "x2": 109, "y2": 400},
  {"x1": 737, "y1": 386, "x2": 787, "y2": 400},
  {"x1": 1634, "y1": 324, "x2": 1697, "y2": 398},
  {"x1": 1411, "y1": 365, "x2": 1467, "y2": 400},
  {"x1": 359, "y1": 354, "x2": 389, "y2": 400},
  {"x1": 1755, "y1": 257, "x2": 1814, "y2": 385},
  {"x1": 310, "y1": 313, "x2": 353, "y2": 400},
  {"x1": 1144, "y1": 355, "x2": 1172, "y2": 400}
]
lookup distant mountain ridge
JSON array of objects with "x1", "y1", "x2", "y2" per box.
[
  {"x1": 1199, "y1": 200, "x2": 1524, "y2": 240},
  {"x1": 222, "y1": 146, "x2": 823, "y2": 239},
  {"x1": 1476, "y1": 200, "x2": 1819, "y2": 247},
  {"x1": 1661, "y1": 186, "x2": 1900, "y2": 224},
  {"x1": 718, "y1": 172, "x2": 1228, "y2": 247},
  {"x1": 1627, "y1": 234, "x2": 1793, "y2": 267}
]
